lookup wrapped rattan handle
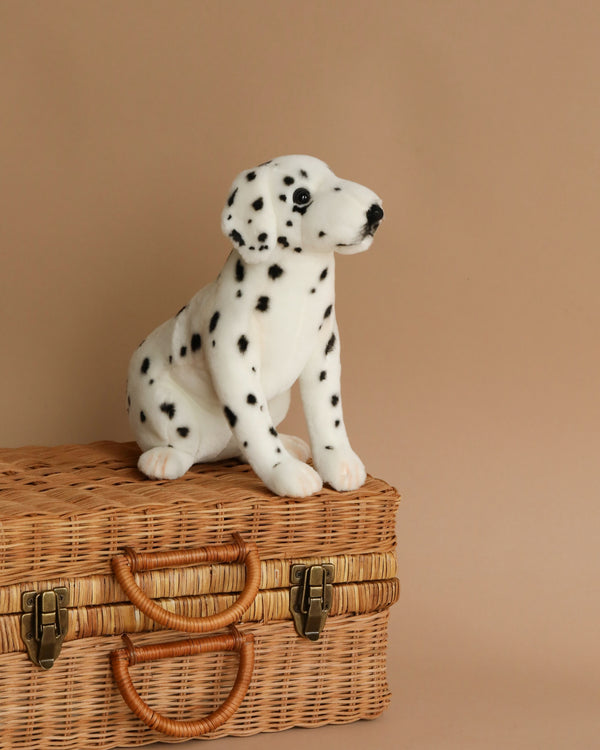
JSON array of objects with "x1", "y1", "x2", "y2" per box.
[
  {"x1": 111, "y1": 533, "x2": 260, "y2": 632},
  {"x1": 111, "y1": 628, "x2": 254, "y2": 737}
]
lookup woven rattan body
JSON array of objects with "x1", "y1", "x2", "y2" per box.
[{"x1": 0, "y1": 441, "x2": 400, "y2": 748}]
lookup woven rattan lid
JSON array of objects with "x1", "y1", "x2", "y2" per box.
[{"x1": 0, "y1": 441, "x2": 399, "y2": 586}]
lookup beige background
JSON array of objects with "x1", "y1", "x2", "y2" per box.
[{"x1": 1, "y1": 1, "x2": 599, "y2": 748}]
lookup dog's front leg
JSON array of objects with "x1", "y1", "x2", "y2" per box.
[
  {"x1": 299, "y1": 317, "x2": 367, "y2": 492},
  {"x1": 206, "y1": 318, "x2": 322, "y2": 498}
]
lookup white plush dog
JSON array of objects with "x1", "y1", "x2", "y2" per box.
[{"x1": 127, "y1": 155, "x2": 383, "y2": 497}]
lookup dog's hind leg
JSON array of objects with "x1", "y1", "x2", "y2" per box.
[
  {"x1": 132, "y1": 374, "x2": 231, "y2": 479},
  {"x1": 138, "y1": 446, "x2": 195, "y2": 480},
  {"x1": 268, "y1": 389, "x2": 311, "y2": 462}
]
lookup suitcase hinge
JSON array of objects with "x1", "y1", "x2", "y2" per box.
[
  {"x1": 290, "y1": 563, "x2": 334, "y2": 641},
  {"x1": 21, "y1": 587, "x2": 69, "y2": 670}
]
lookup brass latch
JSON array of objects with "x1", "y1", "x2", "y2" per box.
[
  {"x1": 21, "y1": 587, "x2": 69, "y2": 670},
  {"x1": 290, "y1": 563, "x2": 334, "y2": 641}
]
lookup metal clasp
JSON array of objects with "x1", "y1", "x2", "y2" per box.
[
  {"x1": 21, "y1": 587, "x2": 69, "y2": 670},
  {"x1": 290, "y1": 563, "x2": 334, "y2": 641}
]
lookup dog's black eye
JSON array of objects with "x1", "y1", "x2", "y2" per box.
[{"x1": 293, "y1": 188, "x2": 311, "y2": 205}]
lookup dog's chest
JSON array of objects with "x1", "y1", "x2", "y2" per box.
[{"x1": 219, "y1": 251, "x2": 336, "y2": 393}]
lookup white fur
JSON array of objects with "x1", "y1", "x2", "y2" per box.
[{"x1": 127, "y1": 155, "x2": 383, "y2": 496}]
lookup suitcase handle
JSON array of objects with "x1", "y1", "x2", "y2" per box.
[
  {"x1": 110, "y1": 627, "x2": 254, "y2": 737},
  {"x1": 111, "y1": 533, "x2": 260, "y2": 632}
]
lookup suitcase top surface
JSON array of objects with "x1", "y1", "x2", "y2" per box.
[{"x1": 0, "y1": 441, "x2": 399, "y2": 585}]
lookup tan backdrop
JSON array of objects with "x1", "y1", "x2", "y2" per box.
[{"x1": 1, "y1": 2, "x2": 599, "y2": 748}]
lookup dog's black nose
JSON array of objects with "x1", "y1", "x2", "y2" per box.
[{"x1": 366, "y1": 204, "x2": 384, "y2": 228}]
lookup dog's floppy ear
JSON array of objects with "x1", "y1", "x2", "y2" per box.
[{"x1": 221, "y1": 163, "x2": 277, "y2": 264}]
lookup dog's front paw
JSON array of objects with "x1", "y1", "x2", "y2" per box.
[
  {"x1": 314, "y1": 447, "x2": 367, "y2": 492},
  {"x1": 264, "y1": 457, "x2": 323, "y2": 497}
]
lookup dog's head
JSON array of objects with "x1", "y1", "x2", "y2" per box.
[{"x1": 221, "y1": 155, "x2": 383, "y2": 264}]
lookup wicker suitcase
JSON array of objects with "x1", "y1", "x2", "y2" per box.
[{"x1": 0, "y1": 441, "x2": 400, "y2": 749}]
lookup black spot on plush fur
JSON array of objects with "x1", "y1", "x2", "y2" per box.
[
  {"x1": 141, "y1": 358, "x2": 150, "y2": 375},
  {"x1": 319, "y1": 231, "x2": 326, "y2": 237},
  {"x1": 227, "y1": 188, "x2": 238, "y2": 207},
  {"x1": 191, "y1": 333, "x2": 202, "y2": 352},
  {"x1": 252, "y1": 197, "x2": 264, "y2": 211},
  {"x1": 320, "y1": 370, "x2": 327, "y2": 381},
  {"x1": 277, "y1": 236, "x2": 289, "y2": 247},
  {"x1": 320, "y1": 267, "x2": 328, "y2": 281},
  {"x1": 292, "y1": 204, "x2": 309, "y2": 215},
  {"x1": 177, "y1": 427, "x2": 189, "y2": 437},
  {"x1": 230, "y1": 229, "x2": 245, "y2": 247},
  {"x1": 300, "y1": 169, "x2": 308, "y2": 178},
  {"x1": 258, "y1": 232, "x2": 268, "y2": 242},
  {"x1": 256, "y1": 296, "x2": 270, "y2": 312},
  {"x1": 224, "y1": 406, "x2": 238, "y2": 428},
  {"x1": 294, "y1": 247, "x2": 302, "y2": 253},
  {"x1": 246, "y1": 171, "x2": 256, "y2": 181},
  {"x1": 160, "y1": 402, "x2": 176, "y2": 419},
  {"x1": 235, "y1": 259, "x2": 245, "y2": 282},
  {"x1": 325, "y1": 333, "x2": 336, "y2": 355},
  {"x1": 238, "y1": 335, "x2": 249, "y2": 353},
  {"x1": 286, "y1": 220, "x2": 293, "y2": 227},
  {"x1": 283, "y1": 176, "x2": 295, "y2": 185},
  {"x1": 279, "y1": 194, "x2": 287, "y2": 202},
  {"x1": 335, "y1": 420, "x2": 341, "y2": 427},
  {"x1": 331, "y1": 394, "x2": 339, "y2": 406},
  {"x1": 324, "y1": 304, "x2": 333, "y2": 319},
  {"x1": 247, "y1": 394, "x2": 257, "y2": 405},
  {"x1": 269, "y1": 426, "x2": 278, "y2": 437},
  {"x1": 209, "y1": 311, "x2": 220, "y2": 333},
  {"x1": 140, "y1": 411, "x2": 146, "y2": 423},
  {"x1": 180, "y1": 346, "x2": 187, "y2": 357},
  {"x1": 268, "y1": 264, "x2": 284, "y2": 280}
]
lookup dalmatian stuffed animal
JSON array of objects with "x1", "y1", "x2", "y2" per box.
[{"x1": 127, "y1": 155, "x2": 384, "y2": 497}]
